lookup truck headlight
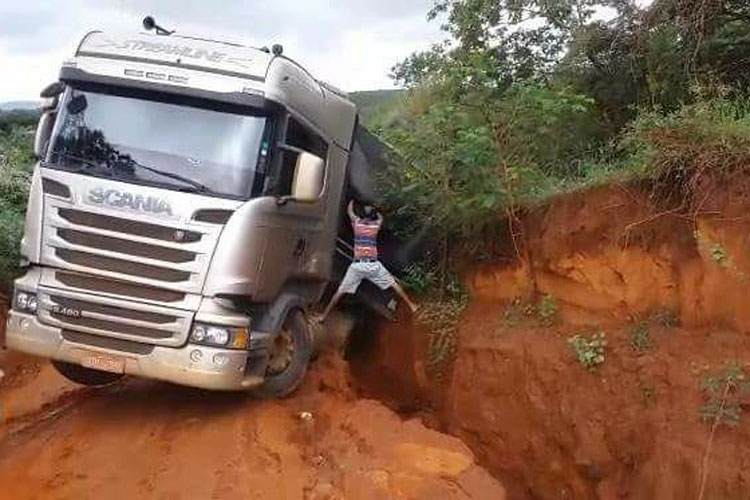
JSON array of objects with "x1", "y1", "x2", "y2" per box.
[
  {"x1": 14, "y1": 291, "x2": 38, "y2": 314},
  {"x1": 190, "y1": 323, "x2": 249, "y2": 349}
]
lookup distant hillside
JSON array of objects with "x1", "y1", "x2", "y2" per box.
[
  {"x1": 0, "y1": 108, "x2": 40, "y2": 129},
  {"x1": 0, "y1": 101, "x2": 39, "y2": 112},
  {"x1": 349, "y1": 90, "x2": 406, "y2": 128}
]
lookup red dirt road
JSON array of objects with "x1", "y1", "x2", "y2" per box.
[{"x1": 0, "y1": 352, "x2": 505, "y2": 500}]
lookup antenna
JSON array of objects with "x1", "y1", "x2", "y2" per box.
[{"x1": 142, "y1": 16, "x2": 174, "y2": 36}]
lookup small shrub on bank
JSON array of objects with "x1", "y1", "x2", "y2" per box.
[
  {"x1": 537, "y1": 294, "x2": 558, "y2": 327},
  {"x1": 502, "y1": 294, "x2": 558, "y2": 328},
  {"x1": 407, "y1": 259, "x2": 468, "y2": 379},
  {"x1": 568, "y1": 331, "x2": 607, "y2": 371},
  {"x1": 699, "y1": 363, "x2": 750, "y2": 427},
  {"x1": 629, "y1": 319, "x2": 654, "y2": 354}
]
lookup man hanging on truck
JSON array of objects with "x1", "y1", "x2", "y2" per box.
[{"x1": 317, "y1": 200, "x2": 419, "y2": 323}]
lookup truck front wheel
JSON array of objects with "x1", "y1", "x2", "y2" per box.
[
  {"x1": 52, "y1": 360, "x2": 124, "y2": 387},
  {"x1": 252, "y1": 309, "x2": 312, "y2": 399}
]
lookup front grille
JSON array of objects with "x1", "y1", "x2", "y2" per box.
[
  {"x1": 57, "y1": 228, "x2": 196, "y2": 263},
  {"x1": 57, "y1": 208, "x2": 202, "y2": 242},
  {"x1": 39, "y1": 291, "x2": 191, "y2": 347},
  {"x1": 55, "y1": 271, "x2": 186, "y2": 303},
  {"x1": 55, "y1": 248, "x2": 191, "y2": 282},
  {"x1": 62, "y1": 330, "x2": 155, "y2": 355},
  {"x1": 44, "y1": 200, "x2": 227, "y2": 294},
  {"x1": 51, "y1": 295, "x2": 175, "y2": 324},
  {"x1": 54, "y1": 315, "x2": 172, "y2": 339}
]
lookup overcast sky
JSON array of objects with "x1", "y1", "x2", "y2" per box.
[{"x1": 0, "y1": 0, "x2": 443, "y2": 102}]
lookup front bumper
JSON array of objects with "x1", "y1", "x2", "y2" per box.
[{"x1": 5, "y1": 311, "x2": 264, "y2": 391}]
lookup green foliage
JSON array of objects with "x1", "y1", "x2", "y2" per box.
[
  {"x1": 0, "y1": 124, "x2": 34, "y2": 292},
  {"x1": 699, "y1": 363, "x2": 750, "y2": 428},
  {"x1": 418, "y1": 294, "x2": 468, "y2": 379},
  {"x1": 629, "y1": 319, "x2": 653, "y2": 355},
  {"x1": 401, "y1": 255, "x2": 465, "y2": 300},
  {"x1": 0, "y1": 109, "x2": 40, "y2": 131},
  {"x1": 537, "y1": 294, "x2": 558, "y2": 327},
  {"x1": 501, "y1": 294, "x2": 558, "y2": 328},
  {"x1": 568, "y1": 331, "x2": 607, "y2": 370},
  {"x1": 374, "y1": 0, "x2": 750, "y2": 253},
  {"x1": 628, "y1": 309, "x2": 678, "y2": 355},
  {"x1": 349, "y1": 90, "x2": 407, "y2": 130},
  {"x1": 379, "y1": 81, "x2": 597, "y2": 241}
]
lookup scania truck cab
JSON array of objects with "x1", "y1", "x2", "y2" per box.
[{"x1": 5, "y1": 24, "x2": 369, "y2": 396}]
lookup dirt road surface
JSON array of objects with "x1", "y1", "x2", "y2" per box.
[{"x1": 0, "y1": 350, "x2": 505, "y2": 500}]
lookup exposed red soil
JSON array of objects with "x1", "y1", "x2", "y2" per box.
[
  {"x1": 446, "y1": 302, "x2": 750, "y2": 499},
  {"x1": 0, "y1": 349, "x2": 504, "y2": 500},
  {"x1": 355, "y1": 175, "x2": 750, "y2": 499}
]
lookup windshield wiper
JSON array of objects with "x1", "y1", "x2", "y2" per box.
[
  {"x1": 50, "y1": 125, "x2": 214, "y2": 194},
  {"x1": 116, "y1": 156, "x2": 213, "y2": 194},
  {"x1": 52, "y1": 150, "x2": 213, "y2": 194}
]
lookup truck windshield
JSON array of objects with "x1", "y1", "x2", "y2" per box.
[{"x1": 47, "y1": 87, "x2": 271, "y2": 199}]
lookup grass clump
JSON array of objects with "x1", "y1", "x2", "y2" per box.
[
  {"x1": 568, "y1": 331, "x2": 607, "y2": 371},
  {"x1": 629, "y1": 319, "x2": 654, "y2": 354},
  {"x1": 650, "y1": 308, "x2": 678, "y2": 328},
  {"x1": 537, "y1": 294, "x2": 558, "y2": 327},
  {"x1": 502, "y1": 294, "x2": 559, "y2": 328},
  {"x1": 628, "y1": 308, "x2": 679, "y2": 355}
]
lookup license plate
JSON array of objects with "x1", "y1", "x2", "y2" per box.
[{"x1": 81, "y1": 354, "x2": 125, "y2": 374}]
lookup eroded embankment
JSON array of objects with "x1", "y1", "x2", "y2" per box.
[{"x1": 353, "y1": 174, "x2": 750, "y2": 499}]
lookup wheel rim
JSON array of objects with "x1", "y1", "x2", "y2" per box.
[{"x1": 267, "y1": 327, "x2": 295, "y2": 375}]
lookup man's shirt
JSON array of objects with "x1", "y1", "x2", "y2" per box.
[{"x1": 352, "y1": 217, "x2": 381, "y2": 260}]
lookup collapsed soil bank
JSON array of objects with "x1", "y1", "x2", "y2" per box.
[{"x1": 353, "y1": 175, "x2": 750, "y2": 499}]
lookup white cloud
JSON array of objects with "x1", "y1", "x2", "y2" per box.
[{"x1": 0, "y1": 0, "x2": 443, "y2": 101}]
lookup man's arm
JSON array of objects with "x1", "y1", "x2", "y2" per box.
[{"x1": 347, "y1": 200, "x2": 356, "y2": 222}]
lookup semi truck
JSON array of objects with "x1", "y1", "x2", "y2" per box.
[{"x1": 5, "y1": 19, "x2": 397, "y2": 397}]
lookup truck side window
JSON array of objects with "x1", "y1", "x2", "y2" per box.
[{"x1": 269, "y1": 116, "x2": 328, "y2": 196}]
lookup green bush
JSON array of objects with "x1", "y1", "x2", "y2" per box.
[
  {"x1": 0, "y1": 124, "x2": 34, "y2": 293},
  {"x1": 568, "y1": 331, "x2": 607, "y2": 371}
]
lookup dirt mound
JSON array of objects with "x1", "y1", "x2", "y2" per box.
[{"x1": 0, "y1": 352, "x2": 505, "y2": 499}]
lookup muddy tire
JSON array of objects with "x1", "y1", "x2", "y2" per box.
[
  {"x1": 252, "y1": 309, "x2": 312, "y2": 399},
  {"x1": 52, "y1": 360, "x2": 124, "y2": 387}
]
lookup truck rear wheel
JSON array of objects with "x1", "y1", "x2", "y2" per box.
[
  {"x1": 52, "y1": 360, "x2": 124, "y2": 387},
  {"x1": 252, "y1": 309, "x2": 312, "y2": 399}
]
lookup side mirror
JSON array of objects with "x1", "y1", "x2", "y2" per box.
[
  {"x1": 291, "y1": 152, "x2": 324, "y2": 202},
  {"x1": 34, "y1": 111, "x2": 55, "y2": 159},
  {"x1": 40, "y1": 82, "x2": 64, "y2": 112}
]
